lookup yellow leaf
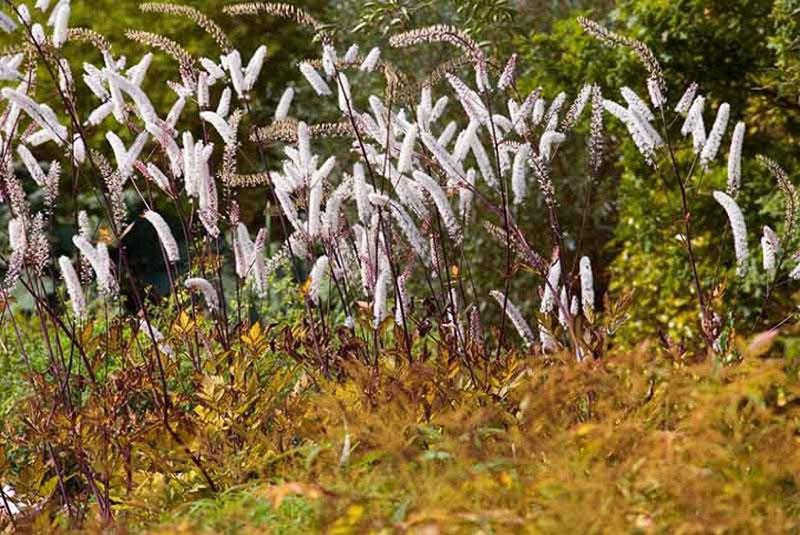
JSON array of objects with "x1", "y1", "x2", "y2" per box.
[
  {"x1": 300, "y1": 277, "x2": 312, "y2": 297},
  {"x1": 97, "y1": 227, "x2": 113, "y2": 244},
  {"x1": 242, "y1": 321, "x2": 264, "y2": 348},
  {"x1": 40, "y1": 475, "x2": 59, "y2": 498}
]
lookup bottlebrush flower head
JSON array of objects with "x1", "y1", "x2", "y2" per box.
[
  {"x1": 727, "y1": 121, "x2": 745, "y2": 197},
  {"x1": 580, "y1": 256, "x2": 595, "y2": 317},
  {"x1": 539, "y1": 131, "x2": 566, "y2": 161},
  {"x1": 511, "y1": 143, "x2": 530, "y2": 205},
  {"x1": 700, "y1": 102, "x2": 729, "y2": 169},
  {"x1": 681, "y1": 96, "x2": 706, "y2": 153},
  {"x1": 360, "y1": 47, "x2": 380, "y2": 72},
  {"x1": 497, "y1": 54, "x2": 518, "y2": 91},
  {"x1": 51, "y1": 2, "x2": 70, "y2": 48},
  {"x1": 299, "y1": 62, "x2": 331, "y2": 95},
  {"x1": 59, "y1": 256, "x2": 86, "y2": 320},
  {"x1": 713, "y1": 190, "x2": 749, "y2": 277},
  {"x1": 761, "y1": 225, "x2": 779, "y2": 276},
  {"x1": 491, "y1": 290, "x2": 535, "y2": 348},
  {"x1": 275, "y1": 87, "x2": 294, "y2": 121},
  {"x1": 143, "y1": 210, "x2": 180, "y2": 263},
  {"x1": 373, "y1": 268, "x2": 390, "y2": 328},
  {"x1": 561, "y1": 84, "x2": 592, "y2": 131},
  {"x1": 540, "y1": 259, "x2": 561, "y2": 314},
  {"x1": 647, "y1": 76, "x2": 665, "y2": 109},
  {"x1": 185, "y1": 277, "x2": 219, "y2": 311},
  {"x1": 308, "y1": 255, "x2": 329, "y2": 304},
  {"x1": 397, "y1": 124, "x2": 418, "y2": 174},
  {"x1": 675, "y1": 82, "x2": 698, "y2": 115},
  {"x1": 413, "y1": 170, "x2": 461, "y2": 241},
  {"x1": 620, "y1": 86, "x2": 654, "y2": 121}
]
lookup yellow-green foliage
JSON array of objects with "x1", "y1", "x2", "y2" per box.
[{"x1": 5, "y1": 316, "x2": 798, "y2": 533}]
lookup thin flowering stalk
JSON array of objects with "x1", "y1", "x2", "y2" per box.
[
  {"x1": 578, "y1": 17, "x2": 665, "y2": 94},
  {"x1": 389, "y1": 24, "x2": 483, "y2": 63},
  {"x1": 223, "y1": 2, "x2": 324, "y2": 33},
  {"x1": 140, "y1": 3, "x2": 232, "y2": 51}
]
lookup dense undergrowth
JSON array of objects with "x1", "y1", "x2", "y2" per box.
[
  {"x1": 0, "y1": 0, "x2": 799, "y2": 532},
  {"x1": 4, "y1": 312, "x2": 800, "y2": 533}
]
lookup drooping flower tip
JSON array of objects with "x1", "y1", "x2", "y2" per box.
[
  {"x1": 713, "y1": 190, "x2": 749, "y2": 277},
  {"x1": 143, "y1": 210, "x2": 180, "y2": 263},
  {"x1": 59, "y1": 256, "x2": 86, "y2": 320},
  {"x1": 185, "y1": 277, "x2": 219, "y2": 311}
]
